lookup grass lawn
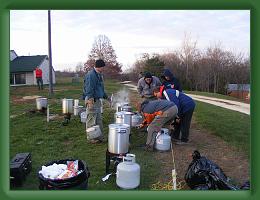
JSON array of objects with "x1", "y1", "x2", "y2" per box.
[
  {"x1": 193, "y1": 101, "x2": 250, "y2": 156},
  {"x1": 9, "y1": 76, "x2": 250, "y2": 190},
  {"x1": 10, "y1": 77, "x2": 161, "y2": 190},
  {"x1": 186, "y1": 90, "x2": 248, "y2": 103}
]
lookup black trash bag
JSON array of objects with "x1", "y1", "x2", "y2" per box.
[
  {"x1": 184, "y1": 150, "x2": 238, "y2": 190},
  {"x1": 38, "y1": 159, "x2": 90, "y2": 190},
  {"x1": 194, "y1": 184, "x2": 210, "y2": 190},
  {"x1": 240, "y1": 181, "x2": 250, "y2": 190}
]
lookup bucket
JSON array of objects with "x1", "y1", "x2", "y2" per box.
[
  {"x1": 86, "y1": 125, "x2": 102, "y2": 140},
  {"x1": 36, "y1": 97, "x2": 48, "y2": 110},
  {"x1": 38, "y1": 159, "x2": 90, "y2": 190}
]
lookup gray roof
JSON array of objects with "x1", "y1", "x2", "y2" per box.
[
  {"x1": 10, "y1": 55, "x2": 47, "y2": 73},
  {"x1": 228, "y1": 84, "x2": 250, "y2": 91}
]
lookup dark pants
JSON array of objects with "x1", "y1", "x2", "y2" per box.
[
  {"x1": 172, "y1": 107, "x2": 194, "y2": 142},
  {"x1": 37, "y1": 78, "x2": 43, "y2": 90}
]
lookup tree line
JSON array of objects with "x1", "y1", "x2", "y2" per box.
[
  {"x1": 126, "y1": 37, "x2": 250, "y2": 95},
  {"x1": 65, "y1": 34, "x2": 250, "y2": 95}
]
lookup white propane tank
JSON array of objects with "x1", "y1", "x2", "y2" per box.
[
  {"x1": 155, "y1": 128, "x2": 171, "y2": 151},
  {"x1": 116, "y1": 154, "x2": 140, "y2": 189}
]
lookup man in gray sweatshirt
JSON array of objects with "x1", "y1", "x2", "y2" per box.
[
  {"x1": 139, "y1": 99, "x2": 178, "y2": 151},
  {"x1": 137, "y1": 72, "x2": 161, "y2": 100}
]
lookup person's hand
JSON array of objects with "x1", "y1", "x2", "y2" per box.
[
  {"x1": 175, "y1": 117, "x2": 181, "y2": 124},
  {"x1": 86, "y1": 98, "x2": 94, "y2": 110},
  {"x1": 136, "y1": 124, "x2": 145, "y2": 129}
]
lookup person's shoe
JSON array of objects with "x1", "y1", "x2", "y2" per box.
[
  {"x1": 98, "y1": 138, "x2": 107, "y2": 143},
  {"x1": 89, "y1": 139, "x2": 101, "y2": 144},
  {"x1": 171, "y1": 138, "x2": 180, "y2": 142},
  {"x1": 175, "y1": 141, "x2": 189, "y2": 145}
]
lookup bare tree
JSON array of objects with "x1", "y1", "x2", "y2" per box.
[
  {"x1": 180, "y1": 32, "x2": 199, "y2": 82},
  {"x1": 84, "y1": 35, "x2": 122, "y2": 77},
  {"x1": 75, "y1": 62, "x2": 84, "y2": 76}
]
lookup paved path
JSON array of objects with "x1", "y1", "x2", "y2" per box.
[{"x1": 120, "y1": 81, "x2": 250, "y2": 115}]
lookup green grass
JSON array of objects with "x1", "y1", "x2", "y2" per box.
[
  {"x1": 9, "y1": 77, "x2": 250, "y2": 190},
  {"x1": 193, "y1": 101, "x2": 250, "y2": 156},
  {"x1": 186, "y1": 90, "x2": 247, "y2": 102},
  {"x1": 10, "y1": 77, "x2": 161, "y2": 190}
]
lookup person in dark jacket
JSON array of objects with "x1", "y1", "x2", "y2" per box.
[
  {"x1": 138, "y1": 99, "x2": 178, "y2": 151},
  {"x1": 153, "y1": 86, "x2": 195, "y2": 144},
  {"x1": 83, "y1": 59, "x2": 108, "y2": 144},
  {"x1": 161, "y1": 68, "x2": 182, "y2": 92}
]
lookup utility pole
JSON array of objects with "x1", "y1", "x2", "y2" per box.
[{"x1": 48, "y1": 10, "x2": 54, "y2": 95}]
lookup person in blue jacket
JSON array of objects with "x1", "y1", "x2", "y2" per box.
[
  {"x1": 83, "y1": 59, "x2": 108, "y2": 144},
  {"x1": 161, "y1": 68, "x2": 182, "y2": 92},
  {"x1": 153, "y1": 86, "x2": 195, "y2": 144}
]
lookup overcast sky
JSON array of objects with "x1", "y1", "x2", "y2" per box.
[{"x1": 10, "y1": 10, "x2": 250, "y2": 71}]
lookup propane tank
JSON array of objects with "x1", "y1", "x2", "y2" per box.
[
  {"x1": 116, "y1": 154, "x2": 140, "y2": 189},
  {"x1": 155, "y1": 128, "x2": 171, "y2": 151}
]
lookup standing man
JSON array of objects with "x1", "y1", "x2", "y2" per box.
[
  {"x1": 83, "y1": 59, "x2": 108, "y2": 144},
  {"x1": 137, "y1": 72, "x2": 161, "y2": 100},
  {"x1": 153, "y1": 86, "x2": 195, "y2": 144},
  {"x1": 138, "y1": 99, "x2": 178, "y2": 151},
  {"x1": 35, "y1": 66, "x2": 43, "y2": 90}
]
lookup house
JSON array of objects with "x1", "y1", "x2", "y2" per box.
[
  {"x1": 227, "y1": 84, "x2": 250, "y2": 102},
  {"x1": 10, "y1": 50, "x2": 56, "y2": 86}
]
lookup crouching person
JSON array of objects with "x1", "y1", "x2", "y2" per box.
[
  {"x1": 153, "y1": 86, "x2": 195, "y2": 144},
  {"x1": 138, "y1": 99, "x2": 178, "y2": 151}
]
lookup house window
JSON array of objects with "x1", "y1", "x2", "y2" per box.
[
  {"x1": 15, "y1": 73, "x2": 26, "y2": 84},
  {"x1": 10, "y1": 73, "x2": 26, "y2": 85}
]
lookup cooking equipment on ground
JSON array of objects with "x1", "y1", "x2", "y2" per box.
[
  {"x1": 115, "y1": 111, "x2": 133, "y2": 127},
  {"x1": 62, "y1": 98, "x2": 74, "y2": 125},
  {"x1": 116, "y1": 154, "x2": 140, "y2": 189},
  {"x1": 131, "y1": 112, "x2": 143, "y2": 127},
  {"x1": 86, "y1": 125, "x2": 102, "y2": 140},
  {"x1": 155, "y1": 128, "x2": 171, "y2": 151},
  {"x1": 108, "y1": 123, "x2": 130, "y2": 154},
  {"x1": 36, "y1": 97, "x2": 48, "y2": 111}
]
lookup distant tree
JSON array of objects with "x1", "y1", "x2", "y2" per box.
[
  {"x1": 75, "y1": 62, "x2": 84, "y2": 76},
  {"x1": 84, "y1": 35, "x2": 122, "y2": 77}
]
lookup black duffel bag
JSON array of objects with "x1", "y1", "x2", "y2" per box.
[
  {"x1": 184, "y1": 150, "x2": 238, "y2": 190},
  {"x1": 38, "y1": 159, "x2": 90, "y2": 190}
]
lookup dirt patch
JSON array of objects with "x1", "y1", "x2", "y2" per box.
[
  {"x1": 152, "y1": 120, "x2": 250, "y2": 190},
  {"x1": 23, "y1": 95, "x2": 42, "y2": 100},
  {"x1": 11, "y1": 96, "x2": 35, "y2": 104},
  {"x1": 128, "y1": 89, "x2": 249, "y2": 190}
]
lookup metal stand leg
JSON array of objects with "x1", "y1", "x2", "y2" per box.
[{"x1": 105, "y1": 150, "x2": 110, "y2": 174}]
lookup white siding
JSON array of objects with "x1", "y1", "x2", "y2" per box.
[
  {"x1": 26, "y1": 72, "x2": 34, "y2": 85},
  {"x1": 10, "y1": 51, "x2": 18, "y2": 61},
  {"x1": 39, "y1": 58, "x2": 56, "y2": 84}
]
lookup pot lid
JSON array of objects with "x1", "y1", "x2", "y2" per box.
[{"x1": 109, "y1": 123, "x2": 130, "y2": 129}]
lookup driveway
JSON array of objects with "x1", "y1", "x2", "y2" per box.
[{"x1": 120, "y1": 81, "x2": 250, "y2": 115}]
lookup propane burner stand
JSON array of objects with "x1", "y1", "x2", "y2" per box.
[
  {"x1": 28, "y1": 107, "x2": 47, "y2": 115},
  {"x1": 105, "y1": 149, "x2": 129, "y2": 174},
  {"x1": 62, "y1": 113, "x2": 71, "y2": 125}
]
